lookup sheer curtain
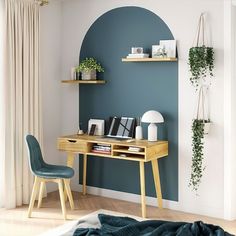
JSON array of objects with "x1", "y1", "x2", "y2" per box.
[
  {"x1": 0, "y1": 0, "x2": 5, "y2": 208},
  {"x1": 0, "y1": 0, "x2": 43, "y2": 209}
]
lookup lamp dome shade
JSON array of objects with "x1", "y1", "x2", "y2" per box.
[{"x1": 141, "y1": 110, "x2": 164, "y2": 123}]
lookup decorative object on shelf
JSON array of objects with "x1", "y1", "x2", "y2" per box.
[
  {"x1": 88, "y1": 119, "x2": 105, "y2": 136},
  {"x1": 141, "y1": 110, "x2": 164, "y2": 141},
  {"x1": 152, "y1": 45, "x2": 166, "y2": 58},
  {"x1": 126, "y1": 47, "x2": 149, "y2": 59},
  {"x1": 77, "y1": 123, "x2": 84, "y2": 135},
  {"x1": 135, "y1": 117, "x2": 143, "y2": 140},
  {"x1": 160, "y1": 40, "x2": 177, "y2": 58},
  {"x1": 188, "y1": 13, "x2": 214, "y2": 88},
  {"x1": 131, "y1": 47, "x2": 143, "y2": 54},
  {"x1": 126, "y1": 53, "x2": 149, "y2": 59},
  {"x1": 76, "y1": 57, "x2": 104, "y2": 80},
  {"x1": 189, "y1": 85, "x2": 211, "y2": 192},
  {"x1": 70, "y1": 67, "x2": 76, "y2": 80}
]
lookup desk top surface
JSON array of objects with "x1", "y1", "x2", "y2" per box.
[{"x1": 59, "y1": 134, "x2": 168, "y2": 148}]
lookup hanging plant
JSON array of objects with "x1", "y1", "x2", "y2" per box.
[
  {"x1": 189, "y1": 46, "x2": 214, "y2": 87},
  {"x1": 188, "y1": 13, "x2": 215, "y2": 192},
  {"x1": 189, "y1": 86, "x2": 211, "y2": 192},
  {"x1": 189, "y1": 119, "x2": 205, "y2": 192},
  {"x1": 188, "y1": 14, "x2": 215, "y2": 87}
]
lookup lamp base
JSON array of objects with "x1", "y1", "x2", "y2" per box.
[{"x1": 148, "y1": 123, "x2": 157, "y2": 141}]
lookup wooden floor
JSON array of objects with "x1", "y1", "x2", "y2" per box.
[{"x1": 0, "y1": 191, "x2": 236, "y2": 236}]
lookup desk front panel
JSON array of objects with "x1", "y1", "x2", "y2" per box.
[{"x1": 57, "y1": 137, "x2": 88, "y2": 153}]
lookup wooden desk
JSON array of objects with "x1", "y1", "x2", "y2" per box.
[{"x1": 57, "y1": 134, "x2": 168, "y2": 218}]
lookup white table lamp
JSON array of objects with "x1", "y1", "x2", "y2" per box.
[{"x1": 141, "y1": 110, "x2": 164, "y2": 141}]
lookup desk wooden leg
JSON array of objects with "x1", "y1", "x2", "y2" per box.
[
  {"x1": 151, "y1": 160, "x2": 163, "y2": 209},
  {"x1": 64, "y1": 152, "x2": 75, "y2": 200},
  {"x1": 83, "y1": 154, "x2": 87, "y2": 195},
  {"x1": 139, "y1": 161, "x2": 146, "y2": 218}
]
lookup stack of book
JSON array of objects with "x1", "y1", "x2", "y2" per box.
[
  {"x1": 128, "y1": 146, "x2": 144, "y2": 152},
  {"x1": 91, "y1": 143, "x2": 111, "y2": 154},
  {"x1": 126, "y1": 53, "x2": 149, "y2": 59}
]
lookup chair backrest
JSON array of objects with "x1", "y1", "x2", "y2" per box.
[{"x1": 25, "y1": 135, "x2": 45, "y2": 175}]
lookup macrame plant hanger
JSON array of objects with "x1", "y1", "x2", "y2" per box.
[
  {"x1": 193, "y1": 13, "x2": 207, "y2": 48},
  {"x1": 195, "y1": 85, "x2": 211, "y2": 134},
  {"x1": 192, "y1": 13, "x2": 212, "y2": 134}
]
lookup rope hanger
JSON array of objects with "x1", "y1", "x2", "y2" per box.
[{"x1": 192, "y1": 13, "x2": 209, "y2": 47}]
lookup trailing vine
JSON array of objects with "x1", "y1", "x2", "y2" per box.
[
  {"x1": 189, "y1": 119, "x2": 205, "y2": 192},
  {"x1": 188, "y1": 46, "x2": 214, "y2": 87}
]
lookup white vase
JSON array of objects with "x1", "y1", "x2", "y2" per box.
[
  {"x1": 135, "y1": 126, "x2": 143, "y2": 140},
  {"x1": 204, "y1": 122, "x2": 211, "y2": 135}
]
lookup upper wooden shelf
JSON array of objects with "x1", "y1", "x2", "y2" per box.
[
  {"x1": 122, "y1": 57, "x2": 178, "y2": 62},
  {"x1": 61, "y1": 80, "x2": 106, "y2": 84}
]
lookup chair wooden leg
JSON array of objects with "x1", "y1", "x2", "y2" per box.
[
  {"x1": 64, "y1": 153, "x2": 75, "y2": 201},
  {"x1": 64, "y1": 179, "x2": 74, "y2": 210},
  {"x1": 28, "y1": 176, "x2": 40, "y2": 218},
  {"x1": 37, "y1": 181, "x2": 45, "y2": 208},
  {"x1": 58, "y1": 179, "x2": 67, "y2": 220}
]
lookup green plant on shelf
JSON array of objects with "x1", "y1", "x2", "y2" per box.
[{"x1": 76, "y1": 58, "x2": 105, "y2": 73}]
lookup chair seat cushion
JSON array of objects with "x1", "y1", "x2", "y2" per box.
[{"x1": 35, "y1": 164, "x2": 74, "y2": 179}]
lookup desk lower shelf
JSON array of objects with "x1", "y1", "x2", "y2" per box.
[{"x1": 57, "y1": 135, "x2": 168, "y2": 162}]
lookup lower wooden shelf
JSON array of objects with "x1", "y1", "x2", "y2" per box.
[{"x1": 61, "y1": 80, "x2": 106, "y2": 84}]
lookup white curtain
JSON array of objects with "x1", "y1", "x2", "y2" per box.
[
  {"x1": 0, "y1": 0, "x2": 5, "y2": 208},
  {"x1": 1, "y1": 0, "x2": 42, "y2": 208}
]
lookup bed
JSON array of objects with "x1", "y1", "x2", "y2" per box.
[{"x1": 39, "y1": 210, "x2": 233, "y2": 236}]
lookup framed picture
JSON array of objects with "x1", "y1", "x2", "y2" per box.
[
  {"x1": 160, "y1": 40, "x2": 176, "y2": 58},
  {"x1": 152, "y1": 45, "x2": 166, "y2": 58},
  {"x1": 88, "y1": 119, "x2": 105, "y2": 135}
]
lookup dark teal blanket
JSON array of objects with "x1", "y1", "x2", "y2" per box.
[{"x1": 73, "y1": 214, "x2": 233, "y2": 236}]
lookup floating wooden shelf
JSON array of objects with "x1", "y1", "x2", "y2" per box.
[
  {"x1": 122, "y1": 57, "x2": 178, "y2": 62},
  {"x1": 61, "y1": 80, "x2": 106, "y2": 84}
]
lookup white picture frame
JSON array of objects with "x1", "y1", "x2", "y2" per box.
[
  {"x1": 88, "y1": 119, "x2": 105, "y2": 135},
  {"x1": 152, "y1": 45, "x2": 165, "y2": 58},
  {"x1": 159, "y1": 40, "x2": 177, "y2": 58}
]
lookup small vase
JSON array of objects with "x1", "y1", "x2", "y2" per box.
[
  {"x1": 81, "y1": 69, "x2": 96, "y2": 80},
  {"x1": 76, "y1": 71, "x2": 80, "y2": 80},
  {"x1": 135, "y1": 126, "x2": 143, "y2": 140},
  {"x1": 71, "y1": 67, "x2": 76, "y2": 80}
]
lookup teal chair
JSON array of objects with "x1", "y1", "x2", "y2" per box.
[{"x1": 25, "y1": 134, "x2": 75, "y2": 220}]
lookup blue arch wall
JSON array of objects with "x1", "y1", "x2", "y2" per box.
[{"x1": 79, "y1": 6, "x2": 178, "y2": 201}]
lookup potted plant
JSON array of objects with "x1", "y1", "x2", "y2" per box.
[
  {"x1": 189, "y1": 46, "x2": 214, "y2": 88},
  {"x1": 189, "y1": 86, "x2": 212, "y2": 192},
  {"x1": 188, "y1": 14, "x2": 215, "y2": 192},
  {"x1": 188, "y1": 14, "x2": 214, "y2": 88},
  {"x1": 189, "y1": 119, "x2": 205, "y2": 192},
  {"x1": 76, "y1": 57, "x2": 104, "y2": 80}
]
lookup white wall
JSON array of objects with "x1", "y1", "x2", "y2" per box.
[
  {"x1": 40, "y1": 0, "x2": 80, "y2": 192},
  {"x1": 41, "y1": 0, "x2": 232, "y2": 219},
  {"x1": 224, "y1": 0, "x2": 236, "y2": 220},
  {"x1": 40, "y1": 0, "x2": 64, "y2": 192}
]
